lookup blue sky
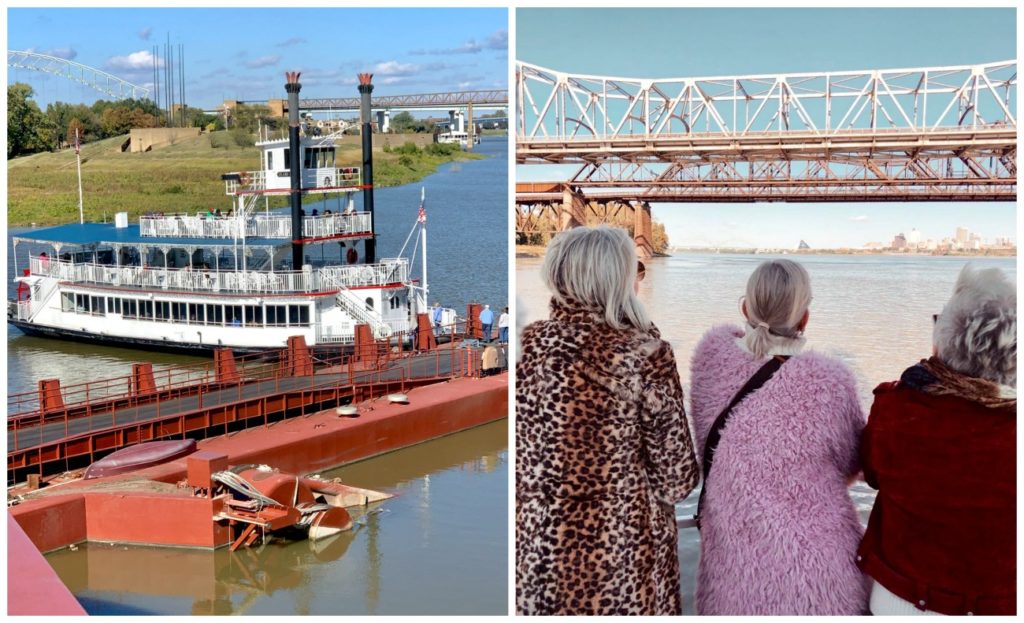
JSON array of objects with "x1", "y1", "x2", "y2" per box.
[
  {"x1": 517, "y1": 8, "x2": 1017, "y2": 248},
  {"x1": 7, "y1": 8, "x2": 507, "y2": 111}
]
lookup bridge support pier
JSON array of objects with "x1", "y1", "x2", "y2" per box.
[
  {"x1": 633, "y1": 201, "x2": 654, "y2": 259},
  {"x1": 467, "y1": 103, "x2": 474, "y2": 151},
  {"x1": 560, "y1": 187, "x2": 587, "y2": 231}
]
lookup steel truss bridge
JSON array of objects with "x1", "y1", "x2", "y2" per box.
[
  {"x1": 8, "y1": 50, "x2": 151, "y2": 101},
  {"x1": 516, "y1": 60, "x2": 1016, "y2": 205},
  {"x1": 296, "y1": 90, "x2": 507, "y2": 112}
]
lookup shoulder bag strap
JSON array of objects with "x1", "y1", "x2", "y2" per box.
[{"x1": 694, "y1": 355, "x2": 788, "y2": 529}]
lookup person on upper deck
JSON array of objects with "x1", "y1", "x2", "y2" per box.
[
  {"x1": 857, "y1": 264, "x2": 1016, "y2": 616},
  {"x1": 516, "y1": 225, "x2": 698, "y2": 615},
  {"x1": 689, "y1": 259, "x2": 868, "y2": 615}
]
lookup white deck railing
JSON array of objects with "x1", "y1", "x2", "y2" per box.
[
  {"x1": 139, "y1": 212, "x2": 372, "y2": 240},
  {"x1": 28, "y1": 256, "x2": 409, "y2": 296},
  {"x1": 223, "y1": 166, "x2": 361, "y2": 195}
]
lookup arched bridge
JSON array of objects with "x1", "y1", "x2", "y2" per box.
[
  {"x1": 516, "y1": 60, "x2": 1016, "y2": 204},
  {"x1": 8, "y1": 50, "x2": 151, "y2": 101}
]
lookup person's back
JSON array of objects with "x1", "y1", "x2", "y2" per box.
[
  {"x1": 516, "y1": 225, "x2": 698, "y2": 616},
  {"x1": 689, "y1": 260, "x2": 867, "y2": 615},
  {"x1": 858, "y1": 265, "x2": 1016, "y2": 616}
]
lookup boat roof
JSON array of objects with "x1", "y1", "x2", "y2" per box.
[{"x1": 12, "y1": 223, "x2": 283, "y2": 248}]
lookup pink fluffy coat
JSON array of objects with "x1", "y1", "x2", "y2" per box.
[{"x1": 689, "y1": 325, "x2": 869, "y2": 615}]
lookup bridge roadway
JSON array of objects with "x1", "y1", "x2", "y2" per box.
[{"x1": 8, "y1": 350, "x2": 472, "y2": 453}]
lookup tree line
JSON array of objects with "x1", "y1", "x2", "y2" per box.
[{"x1": 7, "y1": 82, "x2": 224, "y2": 158}]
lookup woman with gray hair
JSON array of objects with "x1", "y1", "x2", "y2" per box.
[
  {"x1": 689, "y1": 259, "x2": 869, "y2": 614},
  {"x1": 516, "y1": 225, "x2": 699, "y2": 615},
  {"x1": 857, "y1": 264, "x2": 1015, "y2": 616}
]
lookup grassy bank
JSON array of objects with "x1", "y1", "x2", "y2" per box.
[{"x1": 7, "y1": 131, "x2": 482, "y2": 226}]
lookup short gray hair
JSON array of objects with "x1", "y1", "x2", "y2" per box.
[
  {"x1": 934, "y1": 264, "x2": 1016, "y2": 385},
  {"x1": 743, "y1": 259, "x2": 812, "y2": 358},
  {"x1": 541, "y1": 225, "x2": 650, "y2": 331}
]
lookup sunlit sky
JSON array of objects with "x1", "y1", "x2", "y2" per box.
[
  {"x1": 7, "y1": 7, "x2": 507, "y2": 110},
  {"x1": 517, "y1": 8, "x2": 1016, "y2": 249}
]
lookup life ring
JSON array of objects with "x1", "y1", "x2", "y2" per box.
[{"x1": 346, "y1": 247, "x2": 358, "y2": 264}]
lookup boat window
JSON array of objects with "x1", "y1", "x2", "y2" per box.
[
  {"x1": 155, "y1": 301, "x2": 169, "y2": 321},
  {"x1": 245, "y1": 305, "x2": 263, "y2": 326},
  {"x1": 75, "y1": 294, "x2": 88, "y2": 313},
  {"x1": 283, "y1": 148, "x2": 290, "y2": 170},
  {"x1": 62, "y1": 293, "x2": 74, "y2": 312},
  {"x1": 189, "y1": 303, "x2": 203, "y2": 324},
  {"x1": 206, "y1": 304, "x2": 223, "y2": 325},
  {"x1": 299, "y1": 305, "x2": 309, "y2": 325},
  {"x1": 365, "y1": 297, "x2": 374, "y2": 311},
  {"x1": 229, "y1": 305, "x2": 243, "y2": 326},
  {"x1": 125, "y1": 299, "x2": 138, "y2": 319},
  {"x1": 267, "y1": 151, "x2": 274, "y2": 171},
  {"x1": 141, "y1": 300, "x2": 153, "y2": 319},
  {"x1": 172, "y1": 302, "x2": 187, "y2": 322},
  {"x1": 109, "y1": 298, "x2": 122, "y2": 315},
  {"x1": 304, "y1": 148, "x2": 312, "y2": 169},
  {"x1": 288, "y1": 305, "x2": 300, "y2": 325},
  {"x1": 91, "y1": 296, "x2": 105, "y2": 315}
]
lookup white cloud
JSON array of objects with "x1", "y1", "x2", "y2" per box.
[
  {"x1": 485, "y1": 29, "x2": 508, "y2": 50},
  {"x1": 373, "y1": 61, "x2": 420, "y2": 76},
  {"x1": 849, "y1": 215, "x2": 869, "y2": 222},
  {"x1": 244, "y1": 55, "x2": 281, "y2": 69},
  {"x1": 138, "y1": 27, "x2": 152, "y2": 41},
  {"x1": 29, "y1": 46, "x2": 77, "y2": 60},
  {"x1": 106, "y1": 50, "x2": 158, "y2": 71},
  {"x1": 276, "y1": 37, "x2": 306, "y2": 48}
]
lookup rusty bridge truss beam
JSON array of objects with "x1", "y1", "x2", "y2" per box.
[
  {"x1": 301, "y1": 89, "x2": 508, "y2": 111},
  {"x1": 516, "y1": 61, "x2": 1017, "y2": 201}
]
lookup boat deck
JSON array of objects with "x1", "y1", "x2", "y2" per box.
[{"x1": 9, "y1": 342, "x2": 506, "y2": 482}]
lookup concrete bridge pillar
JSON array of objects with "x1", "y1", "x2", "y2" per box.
[
  {"x1": 633, "y1": 201, "x2": 654, "y2": 259},
  {"x1": 560, "y1": 187, "x2": 587, "y2": 231},
  {"x1": 467, "y1": 103, "x2": 475, "y2": 151}
]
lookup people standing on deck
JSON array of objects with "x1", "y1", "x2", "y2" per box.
[
  {"x1": 479, "y1": 304, "x2": 494, "y2": 342},
  {"x1": 688, "y1": 259, "x2": 868, "y2": 615},
  {"x1": 432, "y1": 302, "x2": 443, "y2": 335},
  {"x1": 857, "y1": 265, "x2": 1016, "y2": 616},
  {"x1": 498, "y1": 306, "x2": 509, "y2": 345},
  {"x1": 516, "y1": 226, "x2": 699, "y2": 615}
]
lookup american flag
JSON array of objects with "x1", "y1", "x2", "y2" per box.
[{"x1": 417, "y1": 189, "x2": 426, "y2": 223}]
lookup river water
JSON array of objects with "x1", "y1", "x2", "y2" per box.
[
  {"x1": 517, "y1": 252, "x2": 1015, "y2": 613},
  {"x1": 9, "y1": 137, "x2": 509, "y2": 614}
]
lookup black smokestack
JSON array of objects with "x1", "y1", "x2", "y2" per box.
[
  {"x1": 358, "y1": 73, "x2": 376, "y2": 264},
  {"x1": 286, "y1": 71, "x2": 303, "y2": 269}
]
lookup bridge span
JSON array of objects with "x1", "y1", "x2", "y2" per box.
[{"x1": 515, "y1": 60, "x2": 1017, "y2": 251}]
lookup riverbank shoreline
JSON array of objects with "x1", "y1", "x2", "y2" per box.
[
  {"x1": 8, "y1": 132, "x2": 484, "y2": 227},
  {"x1": 516, "y1": 244, "x2": 1015, "y2": 259}
]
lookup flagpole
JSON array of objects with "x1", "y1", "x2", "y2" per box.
[
  {"x1": 75, "y1": 128, "x2": 84, "y2": 224},
  {"x1": 419, "y1": 187, "x2": 428, "y2": 304}
]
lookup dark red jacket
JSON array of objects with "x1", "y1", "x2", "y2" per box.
[{"x1": 857, "y1": 381, "x2": 1016, "y2": 615}]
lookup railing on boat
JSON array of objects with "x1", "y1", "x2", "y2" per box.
[
  {"x1": 223, "y1": 166, "x2": 361, "y2": 195},
  {"x1": 138, "y1": 212, "x2": 372, "y2": 240},
  {"x1": 7, "y1": 319, "x2": 477, "y2": 441},
  {"x1": 28, "y1": 256, "x2": 410, "y2": 295}
]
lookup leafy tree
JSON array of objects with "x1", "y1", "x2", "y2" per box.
[
  {"x1": 228, "y1": 104, "x2": 276, "y2": 133},
  {"x1": 67, "y1": 118, "x2": 87, "y2": 148},
  {"x1": 8, "y1": 83, "x2": 46, "y2": 157},
  {"x1": 389, "y1": 111, "x2": 416, "y2": 133}
]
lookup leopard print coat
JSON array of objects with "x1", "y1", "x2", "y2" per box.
[{"x1": 516, "y1": 298, "x2": 699, "y2": 615}]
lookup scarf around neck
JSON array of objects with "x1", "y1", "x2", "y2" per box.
[{"x1": 900, "y1": 356, "x2": 1016, "y2": 410}]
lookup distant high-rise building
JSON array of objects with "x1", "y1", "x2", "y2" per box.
[
  {"x1": 907, "y1": 228, "x2": 922, "y2": 247},
  {"x1": 925, "y1": 239, "x2": 938, "y2": 250},
  {"x1": 955, "y1": 226, "x2": 970, "y2": 244},
  {"x1": 892, "y1": 233, "x2": 908, "y2": 250}
]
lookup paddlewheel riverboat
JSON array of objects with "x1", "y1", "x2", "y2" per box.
[{"x1": 9, "y1": 73, "x2": 452, "y2": 352}]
